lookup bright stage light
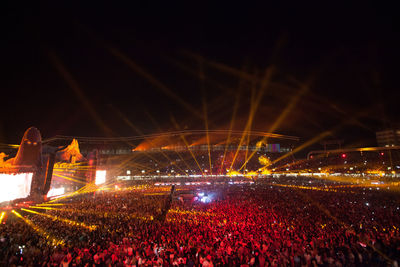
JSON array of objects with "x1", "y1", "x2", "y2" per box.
[
  {"x1": 0, "y1": 212, "x2": 5, "y2": 224},
  {"x1": 95, "y1": 170, "x2": 106, "y2": 185},
  {"x1": 200, "y1": 196, "x2": 211, "y2": 203},
  {"x1": 0, "y1": 173, "x2": 33, "y2": 203},
  {"x1": 47, "y1": 187, "x2": 65, "y2": 198}
]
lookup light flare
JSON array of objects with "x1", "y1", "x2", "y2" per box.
[
  {"x1": 0, "y1": 172, "x2": 33, "y2": 202},
  {"x1": 0, "y1": 211, "x2": 6, "y2": 224},
  {"x1": 21, "y1": 208, "x2": 97, "y2": 231},
  {"x1": 11, "y1": 210, "x2": 64, "y2": 246}
]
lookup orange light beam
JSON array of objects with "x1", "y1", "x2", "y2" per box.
[
  {"x1": 239, "y1": 83, "x2": 309, "y2": 171},
  {"x1": 47, "y1": 184, "x2": 92, "y2": 203},
  {"x1": 172, "y1": 150, "x2": 195, "y2": 175},
  {"x1": 107, "y1": 46, "x2": 203, "y2": 119},
  {"x1": 230, "y1": 67, "x2": 274, "y2": 170},
  {"x1": 36, "y1": 203, "x2": 65, "y2": 206},
  {"x1": 242, "y1": 84, "x2": 258, "y2": 172},
  {"x1": 219, "y1": 85, "x2": 241, "y2": 174},
  {"x1": 21, "y1": 208, "x2": 97, "y2": 231},
  {"x1": 200, "y1": 61, "x2": 213, "y2": 175},
  {"x1": 48, "y1": 52, "x2": 114, "y2": 136},
  {"x1": 11, "y1": 210, "x2": 65, "y2": 246},
  {"x1": 167, "y1": 56, "x2": 235, "y2": 98},
  {"x1": 184, "y1": 51, "x2": 256, "y2": 81},
  {"x1": 53, "y1": 173, "x2": 87, "y2": 184},
  {"x1": 0, "y1": 212, "x2": 6, "y2": 224},
  {"x1": 114, "y1": 153, "x2": 160, "y2": 176},
  {"x1": 109, "y1": 106, "x2": 185, "y2": 175},
  {"x1": 269, "y1": 130, "x2": 332, "y2": 168},
  {"x1": 270, "y1": 110, "x2": 368, "y2": 167},
  {"x1": 244, "y1": 130, "x2": 251, "y2": 171},
  {"x1": 170, "y1": 116, "x2": 204, "y2": 175},
  {"x1": 52, "y1": 170, "x2": 88, "y2": 180}
]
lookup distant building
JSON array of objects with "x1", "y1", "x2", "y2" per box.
[{"x1": 376, "y1": 129, "x2": 400, "y2": 147}]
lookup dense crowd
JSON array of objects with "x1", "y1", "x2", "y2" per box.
[
  {"x1": 282, "y1": 150, "x2": 400, "y2": 174},
  {"x1": 98, "y1": 148, "x2": 400, "y2": 177},
  {"x1": 1, "y1": 177, "x2": 400, "y2": 266}
]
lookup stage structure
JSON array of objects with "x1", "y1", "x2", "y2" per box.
[{"x1": 0, "y1": 127, "x2": 98, "y2": 204}]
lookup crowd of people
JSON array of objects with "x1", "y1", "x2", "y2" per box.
[
  {"x1": 1, "y1": 177, "x2": 400, "y2": 266},
  {"x1": 97, "y1": 146, "x2": 400, "y2": 178},
  {"x1": 282, "y1": 149, "x2": 400, "y2": 174}
]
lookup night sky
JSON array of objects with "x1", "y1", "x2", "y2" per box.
[{"x1": 1, "y1": 2, "x2": 399, "y2": 150}]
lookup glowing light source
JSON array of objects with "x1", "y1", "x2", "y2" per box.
[
  {"x1": 261, "y1": 169, "x2": 271, "y2": 175},
  {"x1": 21, "y1": 208, "x2": 97, "y2": 231},
  {"x1": 200, "y1": 196, "x2": 211, "y2": 203},
  {"x1": 227, "y1": 170, "x2": 241, "y2": 177},
  {"x1": 95, "y1": 170, "x2": 106, "y2": 185},
  {"x1": 0, "y1": 211, "x2": 5, "y2": 224},
  {"x1": 47, "y1": 187, "x2": 65, "y2": 198},
  {"x1": 11, "y1": 210, "x2": 65, "y2": 246},
  {"x1": 258, "y1": 155, "x2": 271, "y2": 167},
  {"x1": 11, "y1": 210, "x2": 64, "y2": 246},
  {"x1": 0, "y1": 172, "x2": 33, "y2": 203},
  {"x1": 245, "y1": 171, "x2": 258, "y2": 178}
]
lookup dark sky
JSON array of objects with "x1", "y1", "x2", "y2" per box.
[{"x1": 1, "y1": 1, "x2": 399, "y2": 149}]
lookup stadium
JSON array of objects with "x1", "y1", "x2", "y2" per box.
[
  {"x1": 46, "y1": 130, "x2": 297, "y2": 181},
  {"x1": 1, "y1": 127, "x2": 400, "y2": 266},
  {"x1": 2, "y1": 2, "x2": 400, "y2": 266}
]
